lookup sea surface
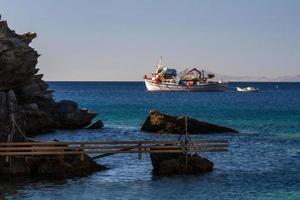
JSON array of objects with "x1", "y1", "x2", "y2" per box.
[{"x1": 1, "y1": 82, "x2": 300, "y2": 200}]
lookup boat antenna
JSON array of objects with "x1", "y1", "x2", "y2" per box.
[{"x1": 159, "y1": 56, "x2": 163, "y2": 65}]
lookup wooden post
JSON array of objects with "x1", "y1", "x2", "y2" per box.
[
  {"x1": 4, "y1": 135, "x2": 11, "y2": 163},
  {"x1": 80, "y1": 144, "x2": 85, "y2": 161},
  {"x1": 138, "y1": 143, "x2": 142, "y2": 160}
]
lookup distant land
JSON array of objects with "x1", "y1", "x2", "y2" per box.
[{"x1": 215, "y1": 74, "x2": 300, "y2": 82}]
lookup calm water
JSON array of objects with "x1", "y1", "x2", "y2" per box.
[{"x1": 1, "y1": 82, "x2": 300, "y2": 200}]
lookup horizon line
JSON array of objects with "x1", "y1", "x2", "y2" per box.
[{"x1": 45, "y1": 80, "x2": 300, "y2": 83}]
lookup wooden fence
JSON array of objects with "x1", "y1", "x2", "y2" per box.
[{"x1": 0, "y1": 140, "x2": 228, "y2": 160}]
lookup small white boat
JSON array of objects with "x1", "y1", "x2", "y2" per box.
[
  {"x1": 144, "y1": 57, "x2": 227, "y2": 92},
  {"x1": 236, "y1": 87, "x2": 259, "y2": 92}
]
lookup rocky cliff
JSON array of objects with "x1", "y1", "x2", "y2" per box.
[
  {"x1": 0, "y1": 18, "x2": 106, "y2": 179},
  {"x1": 0, "y1": 19, "x2": 102, "y2": 140}
]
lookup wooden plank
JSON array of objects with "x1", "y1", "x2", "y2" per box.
[
  {"x1": 0, "y1": 144, "x2": 228, "y2": 152},
  {"x1": 0, "y1": 141, "x2": 179, "y2": 146},
  {"x1": 92, "y1": 146, "x2": 138, "y2": 159},
  {"x1": 0, "y1": 148, "x2": 228, "y2": 156},
  {"x1": 0, "y1": 140, "x2": 228, "y2": 146}
]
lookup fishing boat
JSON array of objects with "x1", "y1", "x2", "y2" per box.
[
  {"x1": 144, "y1": 57, "x2": 227, "y2": 92},
  {"x1": 236, "y1": 87, "x2": 259, "y2": 92}
]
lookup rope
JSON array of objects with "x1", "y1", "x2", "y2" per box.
[
  {"x1": 177, "y1": 116, "x2": 193, "y2": 170},
  {"x1": 11, "y1": 116, "x2": 27, "y2": 139},
  {"x1": 5, "y1": 113, "x2": 28, "y2": 169}
]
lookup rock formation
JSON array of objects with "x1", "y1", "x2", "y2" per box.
[
  {"x1": 150, "y1": 151, "x2": 214, "y2": 176},
  {"x1": 0, "y1": 18, "x2": 106, "y2": 179},
  {"x1": 141, "y1": 109, "x2": 237, "y2": 134},
  {"x1": 0, "y1": 19, "x2": 102, "y2": 137}
]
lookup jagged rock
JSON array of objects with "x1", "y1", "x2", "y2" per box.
[
  {"x1": 141, "y1": 109, "x2": 237, "y2": 134},
  {"x1": 21, "y1": 32, "x2": 37, "y2": 44},
  {"x1": 150, "y1": 151, "x2": 214, "y2": 176},
  {"x1": 86, "y1": 120, "x2": 104, "y2": 129},
  {"x1": 0, "y1": 19, "x2": 102, "y2": 137},
  {"x1": 54, "y1": 100, "x2": 98, "y2": 129},
  {"x1": 58, "y1": 109, "x2": 97, "y2": 129},
  {"x1": 57, "y1": 100, "x2": 78, "y2": 113}
]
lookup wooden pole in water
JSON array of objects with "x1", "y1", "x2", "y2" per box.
[
  {"x1": 80, "y1": 144, "x2": 85, "y2": 161},
  {"x1": 185, "y1": 116, "x2": 188, "y2": 170},
  {"x1": 138, "y1": 143, "x2": 142, "y2": 160},
  {"x1": 4, "y1": 135, "x2": 11, "y2": 163}
]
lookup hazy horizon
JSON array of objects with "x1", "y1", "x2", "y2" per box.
[{"x1": 1, "y1": 0, "x2": 299, "y2": 81}]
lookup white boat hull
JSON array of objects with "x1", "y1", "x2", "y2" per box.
[
  {"x1": 236, "y1": 87, "x2": 259, "y2": 92},
  {"x1": 145, "y1": 79, "x2": 227, "y2": 92}
]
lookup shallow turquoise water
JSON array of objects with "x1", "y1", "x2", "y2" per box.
[{"x1": 1, "y1": 82, "x2": 300, "y2": 200}]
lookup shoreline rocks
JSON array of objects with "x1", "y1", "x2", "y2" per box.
[{"x1": 141, "y1": 109, "x2": 238, "y2": 134}]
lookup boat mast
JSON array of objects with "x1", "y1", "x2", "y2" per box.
[{"x1": 159, "y1": 56, "x2": 163, "y2": 65}]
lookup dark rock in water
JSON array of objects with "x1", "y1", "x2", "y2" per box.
[
  {"x1": 0, "y1": 154, "x2": 107, "y2": 179},
  {"x1": 150, "y1": 151, "x2": 214, "y2": 176},
  {"x1": 0, "y1": 18, "x2": 102, "y2": 137},
  {"x1": 57, "y1": 108, "x2": 97, "y2": 129},
  {"x1": 86, "y1": 120, "x2": 104, "y2": 129},
  {"x1": 141, "y1": 109, "x2": 237, "y2": 134}
]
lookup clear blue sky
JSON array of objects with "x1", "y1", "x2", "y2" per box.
[{"x1": 1, "y1": 0, "x2": 299, "y2": 80}]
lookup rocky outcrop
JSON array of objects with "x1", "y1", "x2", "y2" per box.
[
  {"x1": 141, "y1": 110, "x2": 237, "y2": 134},
  {"x1": 150, "y1": 152, "x2": 214, "y2": 176},
  {"x1": 0, "y1": 19, "x2": 102, "y2": 137}
]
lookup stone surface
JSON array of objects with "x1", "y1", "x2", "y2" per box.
[
  {"x1": 150, "y1": 151, "x2": 214, "y2": 176},
  {"x1": 0, "y1": 19, "x2": 102, "y2": 137},
  {"x1": 141, "y1": 109, "x2": 237, "y2": 134}
]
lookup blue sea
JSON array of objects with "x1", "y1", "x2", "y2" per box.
[{"x1": 2, "y1": 82, "x2": 300, "y2": 200}]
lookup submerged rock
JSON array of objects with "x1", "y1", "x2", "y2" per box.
[
  {"x1": 141, "y1": 109, "x2": 237, "y2": 134},
  {"x1": 0, "y1": 18, "x2": 102, "y2": 137},
  {"x1": 150, "y1": 151, "x2": 214, "y2": 176}
]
